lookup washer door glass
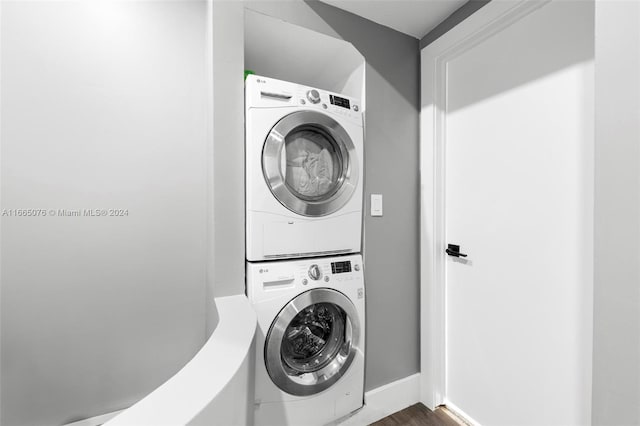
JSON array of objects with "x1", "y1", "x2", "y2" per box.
[
  {"x1": 263, "y1": 111, "x2": 359, "y2": 217},
  {"x1": 265, "y1": 288, "x2": 360, "y2": 396},
  {"x1": 282, "y1": 302, "x2": 345, "y2": 373}
]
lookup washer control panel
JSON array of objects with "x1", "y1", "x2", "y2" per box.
[
  {"x1": 246, "y1": 254, "x2": 364, "y2": 301},
  {"x1": 296, "y1": 255, "x2": 362, "y2": 286}
]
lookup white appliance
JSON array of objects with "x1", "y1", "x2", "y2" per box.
[
  {"x1": 245, "y1": 75, "x2": 364, "y2": 261},
  {"x1": 246, "y1": 254, "x2": 365, "y2": 426}
]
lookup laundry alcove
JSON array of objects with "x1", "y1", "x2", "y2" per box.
[{"x1": 244, "y1": 9, "x2": 366, "y2": 106}]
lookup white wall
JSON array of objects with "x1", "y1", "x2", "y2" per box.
[
  {"x1": 0, "y1": 2, "x2": 210, "y2": 424},
  {"x1": 209, "y1": 0, "x2": 246, "y2": 305},
  {"x1": 592, "y1": 1, "x2": 640, "y2": 424},
  {"x1": 105, "y1": 295, "x2": 256, "y2": 426}
]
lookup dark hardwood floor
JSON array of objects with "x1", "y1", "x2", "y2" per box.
[{"x1": 370, "y1": 403, "x2": 462, "y2": 426}]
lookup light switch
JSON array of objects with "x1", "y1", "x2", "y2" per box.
[{"x1": 371, "y1": 194, "x2": 383, "y2": 217}]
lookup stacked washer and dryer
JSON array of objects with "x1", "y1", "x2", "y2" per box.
[{"x1": 245, "y1": 75, "x2": 365, "y2": 426}]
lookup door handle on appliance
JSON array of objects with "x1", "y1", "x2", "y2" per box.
[
  {"x1": 446, "y1": 244, "x2": 467, "y2": 257},
  {"x1": 260, "y1": 91, "x2": 292, "y2": 100}
]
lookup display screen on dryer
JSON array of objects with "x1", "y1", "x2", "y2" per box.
[
  {"x1": 331, "y1": 261, "x2": 351, "y2": 274},
  {"x1": 330, "y1": 95, "x2": 350, "y2": 109}
]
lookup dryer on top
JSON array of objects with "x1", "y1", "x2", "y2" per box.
[{"x1": 245, "y1": 75, "x2": 364, "y2": 261}]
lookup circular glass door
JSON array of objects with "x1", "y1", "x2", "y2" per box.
[
  {"x1": 264, "y1": 288, "x2": 360, "y2": 396},
  {"x1": 262, "y1": 111, "x2": 359, "y2": 217}
]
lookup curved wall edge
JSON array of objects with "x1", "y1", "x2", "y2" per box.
[{"x1": 105, "y1": 295, "x2": 257, "y2": 426}]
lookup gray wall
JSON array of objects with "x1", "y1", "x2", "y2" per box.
[
  {"x1": 245, "y1": 0, "x2": 421, "y2": 391},
  {"x1": 592, "y1": 1, "x2": 640, "y2": 424},
  {"x1": 0, "y1": 2, "x2": 210, "y2": 424}
]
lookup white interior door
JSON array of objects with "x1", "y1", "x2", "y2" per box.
[{"x1": 423, "y1": 1, "x2": 594, "y2": 425}]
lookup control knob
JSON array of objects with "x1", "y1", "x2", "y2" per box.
[
  {"x1": 308, "y1": 264, "x2": 322, "y2": 281},
  {"x1": 306, "y1": 89, "x2": 321, "y2": 104}
]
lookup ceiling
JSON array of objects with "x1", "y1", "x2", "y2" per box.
[{"x1": 319, "y1": 0, "x2": 468, "y2": 39}]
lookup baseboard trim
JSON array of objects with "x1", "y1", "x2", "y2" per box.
[
  {"x1": 365, "y1": 373, "x2": 421, "y2": 415},
  {"x1": 444, "y1": 400, "x2": 481, "y2": 426},
  {"x1": 63, "y1": 409, "x2": 124, "y2": 426},
  {"x1": 337, "y1": 373, "x2": 421, "y2": 425}
]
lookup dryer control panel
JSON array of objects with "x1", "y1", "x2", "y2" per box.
[{"x1": 245, "y1": 74, "x2": 362, "y2": 125}]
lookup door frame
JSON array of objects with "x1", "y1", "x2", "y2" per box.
[{"x1": 419, "y1": 0, "x2": 552, "y2": 412}]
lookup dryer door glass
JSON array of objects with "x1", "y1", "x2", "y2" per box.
[
  {"x1": 264, "y1": 288, "x2": 361, "y2": 396},
  {"x1": 283, "y1": 127, "x2": 343, "y2": 201},
  {"x1": 263, "y1": 111, "x2": 359, "y2": 217}
]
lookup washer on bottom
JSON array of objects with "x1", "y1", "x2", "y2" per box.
[{"x1": 246, "y1": 254, "x2": 365, "y2": 426}]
